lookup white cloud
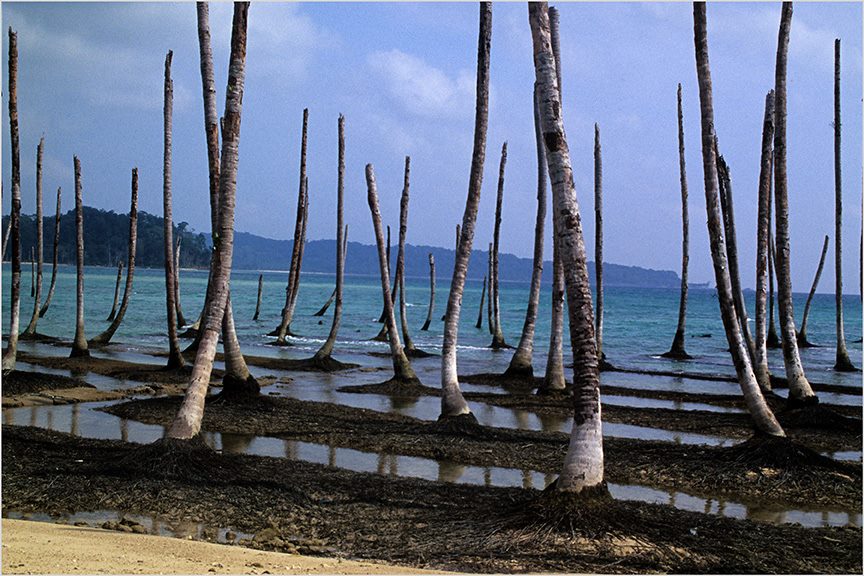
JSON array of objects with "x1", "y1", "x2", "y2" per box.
[{"x1": 368, "y1": 49, "x2": 475, "y2": 120}]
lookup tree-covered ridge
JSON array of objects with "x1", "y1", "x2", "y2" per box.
[{"x1": 3, "y1": 207, "x2": 210, "y2": 268}]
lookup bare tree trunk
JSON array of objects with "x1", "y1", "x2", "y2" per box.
[
  {"x1": 594, "y1": 123, "x2": 608, "y2": 367},
  {"x1": 174, "y1": 236, "x2": 188, "y2": 327},
  {"x1": 475, "y1": 275, "x2": 486, "y2": 329},
  {"x1": 253, "y1": 274, "x2": 263, "y2": 320},
  {"x1": 537, "y1": 6, "x2": 567, "y2": 397},
  {"x1": 490, "y1": 143, "x2": 509, "y2": 349},
  {"x1": 692, "y1": 2, "x2": 784, "y2": 435},
  {"x1": 395, "y1": 157, "x2": 419, "y2": 354},
  {"x1": 366, "y1": 165, "x2": 418, "y2": 383},
  {"x1": 29, "y1": 246, "x2": 34, "y2": 297},
  {"x1": 90, "y1": 169, "x2": 138, "y2": 346},
  {"x1": 70, "y1": 156, "x2": 89, "y2": 358},
  {"x1": 313, "y1": 287, "x2": 336, "y2": 317},
  {"x1": 796, "y1": 234, "x2": 829, "y2": 347},
  {"x1": 162, "y1": 51, "x2": 185, "y2": 369},
  {"x1": 421, "y1": 253, "x2": 435, "y2": 330},
  {"x1": 717, "y1": 151, "x2": 756, "y2": 362},
  {"x1": 753, "y1": 91, "x2": 775, "y2": 391},
  {"x1": 106, "y1": 260, "x2": 123, "y2": 322},
  {"x1": 1, "y1": 213, "x2": 9, "y2": 261},
  {"x1": 440, "y1": 1, "x2": 491, "y2": 421},
  {"x1": 833, "y1": 38, "x2": 856, "y2": 372},
  {"x1": 773, "y1": 2, "x2": 818, "y2": 404},
  {"x1": 506, "y1": 86, "x2": 546, "y2": 377},
  {"x1": 220, "y1": 294, "x2": 258, "y2": 398},
  {"x1": 2, "y1": 27, "x2": 21, "y2": 373},
  {"x1": 372, "y1": 223, "x2": 396, "y2": 341},
  {"x1": 530, "y1": 2, "x2": 607, "y2": 492},
  {"x1": 39, "y1": 187, "x2": 61, "y2": 317},
  {"x1": 486, "y1": 242, "x2": 494, "y2": 334},
  {"x1": 767, "y1": 232, "x2": 781, "y2": 348},
  {"x1": 663, "y1": 84, "x2": 691, "y2": 360},
  {"x1": 441, "y1": 224, "x2": 460, "y2": 322},
  {"x1": 168, "y1": 2, "x2": 249, "y2": 439}
]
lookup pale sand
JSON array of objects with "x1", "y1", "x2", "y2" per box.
[{"x1": 1, "y1": 519, "x2": 440, "y2": 575}]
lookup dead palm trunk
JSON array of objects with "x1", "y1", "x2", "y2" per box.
[
  {"x1": 537, "y1": 6, "x2": 567, "y2": 397},
  {"x1": 174, "y1": 237, "x2": 188, "y2": 327},
  {"x1": 663, "y1": 84, "x2": 692, "y2": 360},
  {"x1": 253, "y1": 274, "x2": 263, "y2": 320},
  {"x1": 506, "y1": 86, "x2": 546, "y2": 377},
  {"x1": 168, "y1": 2, "x2": 249, "y2": 439},
  {"x1": 2, "y1": 214, "x2": 9, "y2": 261},
  {"x1": 440, "y1": 1, "x2": 491, "y2": 422},
  {"x1": 29, "y1": 246, "x2": 34, "y2": 297},
  {"x1": 366, "y1": 165, "x2": 418, "y2": 383},
  {"x1": 773, "y1": 2, "x2": 818, "y2": 404},
  {"x1": 797, "y1": 234, "x2": 828, "y2": 347},
  {"x1": 39, "y1": 187, "x2": 61, "y2": 317},
  {"x1": 162, "y1": 50, "x2": 185, "y2": 369},
  {"x1": 767, "y1": 232, "x2": 781, "y2": 348},
  {"x1": 489, "y1": 143, "x2": 509, "y2": 349},
  {"x1": 475, "y1": 275, "x2": 486, "y2": 329},
  {"x1": 530, "y1": 1, "x2": 608, "y2": 492},
  {"x1": 90, "y1": 169, "x2": 138, "y2": 346},
  {"x1": 313, "y1": 288, "x2": 336, "y2": 317},
  {"x1": 421, "y1": 253, "x2": 435, "y2": 330},
  {"x1": 594, "y1": 123, "x2": 608, "y2": 367},
  {"x1": 441, "y1": 224, "x2": 460, "y2": 322},
  {"x1": 372, "y1": 223, "x2": 397, "y2": 341},
  {"x1": 69, "y1": 156, "x2": 89, "y2": 358},
  {"x1": 395, "y1": 156, "x2": 419, "y2": 354},
  {"x1": 832, "y1": 38, "x2": 856, "y2": 372},
  {"x1": 487, "y1": 243, "x2": 494, "y2": 334},
  {"x1": 753, "y1": 91, "x2": 776, "y2": 391},
  {"x1": 692, "y1": 2, "x2": 784, "y2": 435},
  {"x1": 2, "y1": 27, "x2": 22, "y2": 373},
  {"x1": 106, "y1": 260, "x2": 123, "y2": 321}
]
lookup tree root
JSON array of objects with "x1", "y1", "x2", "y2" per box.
[{"x1": 428, "y1": 413, "x2": 486, "y2": 437}]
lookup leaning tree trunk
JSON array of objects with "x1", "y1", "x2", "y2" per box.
[
  {"x1": 421, "y1": 253, "x2": 435, "y2": 330},
  {"x1": 69, "y1": 156, "x2": 89, "y2": 358},
  {"x1": 753, "y1": 91, "x2": 776, "y2": 392},
  {"x1": 594, "y1": 123, "x2": 607, "y2": 366},
  {"x1": 486, "y1": 242, "x2": 494, "y2": 334},
  {"x1": 505, "y1": 85, "x2": 546, "y2": 378},
  {"x1": 773, "y1": 2, "x2": 818, "y2": 403},
  {"x1": 2, "y1": 27, "x2": 22, "y2": 373},
  {"x1": 313, "y1": 288, "x2": 336, "y2": 317},
  {"x1": 530, "y1": 1, "x2": 607, "y2": 492},
  {"x1": 106, "y1": 260, "x2": 123, "y2": 322},
  {"x1": 1, "y1": 211, "x2": 9, "y2": 261},
  {"x1": 475, "y1": 275, "x2": 486, "y2": 329},
  {"x1": 767, "y1": 232, "x2": 781, "y2": 348},
  {"x1": 174, "y1": 237, "x2": 188, "y2": 327},
  {"x1": 395, "y1": 156, "x2": 420, "y2": 354},
  {"x1": 162, "y1": 51, "x2": 185, "y2": 369},
  {"x1": 90, "y1": 169, "x2": 138, "y2": 346},
  {"x1": 797, "y1": 234, "x2": 829, "y2": 347},
  {"x1": 692, "y1": 1, "x2": 784, "y2": 435},
  {"x1": 663, "y1": 84, "x2": 692, "y2": 360},
  {"x1": 168, "y1": 2, "x2": 249, "y2": 439},
  {"x1": 832, "y1": 38, "x2": 856, "y2": 371},
  {"x1": 253, "y1": 274, "x2": 263, "y2": 320},
  {"x1": 366, "y1": 165, "x2": 418, "y2": 383},
  {"x1": 441, "y1": 224, "x2": 460, "y2": 322},
  {"x1": 29, "y1": 246, "x2": 34, "y2": 298},
  {"x1": 22, "y1": 137, "x2": 44, "y2": 337},
  {"x1": 440, "y1": 1, "x2": 491, "y2": 421},
  {"x1": 39, "y1": 187, "x2": 61, "y2": 317},
  {"x1": 489, "y1": 142, "x2": 509, "y2": 349}
]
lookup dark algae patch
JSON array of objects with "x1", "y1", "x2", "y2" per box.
[{"x1": 2, "y1": 370, "x2": 93, "y2": 397}]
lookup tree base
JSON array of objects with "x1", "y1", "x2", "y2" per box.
[
  {"x1": 598, "y1": 359, "x2": 615, "y2": 372},
  {"x1": 725, "y1": 433, "x2": 850, "y2": 473},
  {"x1": 501, "y1": 482, "x2": 613, "y2": 539},
  {"x1": 370, "y1": 331, "x2": 389, "y2": 343},
  {"x1": 106, "y1": 435, "x2": 242, "y2": 484},
  {"x1": 267, "y1": 327, "x2": 298, "y2": 338},
  {"x1": 660, "y1": 348, "x2": 693, "y2": 360},
  {"x1": 833, "y1": 356, "x2": 859, "y2": 373},
  {"x1": 178, "y1": 326, "x2": 199, "y2": 339},
  {"x1": 795, "y1": 333, "x2": 817, "y2": 348},
  {"x1": 266, "y1": 339, "x2": 294, "y2": 347},
  {"x1": 429, "y1": 412, "x2": 484, "y2": 436},
  {"x1": 778, "y1": 403, "x2": 861, "y2": 433},
  {"x1": 420, "y1": 320, "x2": 432, "y2": 331},
  {"x1": 290, "y1": 354, "x2": 360, "y2": 372},
  {"x1": 212, "y1": 374, "x2": 261, "y2": 403},
  {"x1": 503, "y1": 363, "x2": 534, "y2": 379},
  {"x1": 785, "y1": 393, "x2": 820, "y2": 410},
  {"x1": 535, "y1": 385, "x2": 569, "y2": 398},
  {"x1": 766, "y1": 332, "x2": 782, "y2": 349},
  {"x1": 18, "y1": 332, "x2": 60, "y2": 343},
  {"x1": 405, "y1": 348, "x2": 436, "y2": 359},
  {"x1": 489, "y1": 340, "x2": 513, "y2": 350},
  {"x1": 69, "y1": 347, "x2": 90, "y2": 359}
]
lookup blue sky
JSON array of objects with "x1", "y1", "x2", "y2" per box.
[{"x1": 2, "y1": 2, "x2": 861, "y2": 292}]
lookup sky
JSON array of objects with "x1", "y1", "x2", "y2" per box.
[{"x1": 2, "y1": 1, "x2": 862, "y2": 293}]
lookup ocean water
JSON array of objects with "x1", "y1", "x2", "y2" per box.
[{"x1": 2, "y1": 262, "x2": 862, "y2": 389}]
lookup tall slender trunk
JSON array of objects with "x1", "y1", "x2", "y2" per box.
[
  {"x1": 833, "y1": 38, "x2": 856, "y2": 371},
  {"x1": 174, "y1": 237, "x2": 187, "y2": 327},
  {"x1": 475, "y1": 275, "x2": 486, "y2": 329},
  {"x1": 440, "y1": 1, "x2": 491, "y2": 419},
  {"x1": 253, "y1": 274, "x2": 263, "y2": 320},
  {"x1": 2, "y1": 27, "x2": 21, "y2": 373},
  {"x1": 530, "y1": 2, "x2": 606, "y2": 492},
  {"x1": 395, "y1": 157, "x2": 417, "y2": 353},
  {"x1": 1, "y1": 211, "x2": 9, "y2": 261},
  {"x1": 442, "y1": 224, "x2": 460, "y2": 322},
  {"x1": 773, "y1": 3, "x2": 818, "y2": 404},
  {"x1": 39, "y1": 187, "x2": 61, "y2": 317},
  {"x1": 664, "y1": 84, "x2": 691, "y2": 360},
  {"x1": 69, "y1": 156, "x2": 89, "y2": 358},
  {"x1": 366, "y1": 165, "x2": 418, "y2": 383},
  {"x1": 486, "y1": 242, "x2": 494, "y2": 334},
  {"x1": 797, "y1": 234, "x2": 829, "y2": 346},
  {"x1": 90, "y1": 169, "x2": 138, "y2": 346},
  {"x1": 692, "y1": 2, "x2": 784, "y2": 435},
  {"x1": 29, "y1": 247, "x2": 34, "y2": 297},
  {"x1": 377, "y1": 224, "x2": 400, "y2": 324},
  {"x1": 490, "y1": 143, "x2": 508, "y2": 349},
  {"x1": 717, "y1": 151, "x2": 756, "y2": 362},
  {"x1": 169, "y1": 2, "x2": 249, "y2": 439},
  {"x1": 767, "y1": 232, "x2": 781, "y2": 347},
  {"x1": 594, "y1": 123, "x2": 606, "y2": 363},
  {"x1": 314, "y1": 288, "x2": 336, "y2": 317},
  {"x1": 162, "y1": 50, "x2": 184, "y2": 369},
  {"x1": 421, "y1": 253, "x2": 435, "y2": 331},
  {"x1": 753, "y1": 91, "x2": 775, "y2": 391},
  {"x1": 106, "y1": 260, "x2": 123, "y2": 321},
  {"x1": 314, "y1": 122, "x2": 347, "y2": 360},
  {"x1": 506, "y1": 85, "x2": 546, "y2": 377}
]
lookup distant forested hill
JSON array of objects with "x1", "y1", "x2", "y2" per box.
[{"x1": 3, "y1": 208, "x2": 681, "y2": 288}]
